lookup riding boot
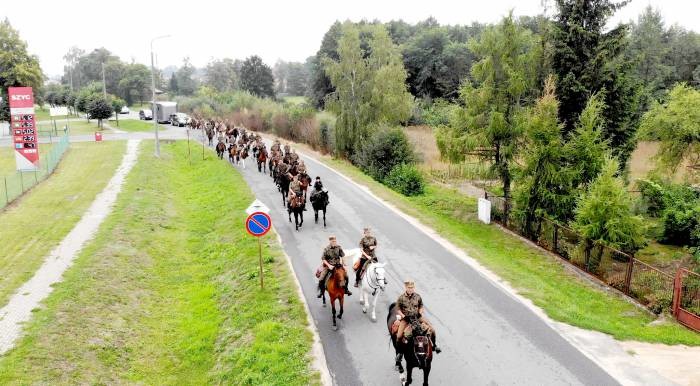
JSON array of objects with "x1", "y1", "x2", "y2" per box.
[
  {"x1": 431, "y1": 334, "x2": 441, "y2": 354},
  {"x1": 354, "y1": 268, "x2": 361, "y2": 287},
  {"x1": 317, "y1": 281, "x2": 324, "y2": 298},
  {"x1": 344, "y1": 282, "x2": 352, "y2": 296}
]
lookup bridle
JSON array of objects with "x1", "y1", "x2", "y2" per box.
[{"x1": 365, "y1": 264, "x2": 386, "y2": 294}]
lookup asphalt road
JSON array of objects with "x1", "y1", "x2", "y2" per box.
[{"x1": 229, "y1": 141, "x2": 620, "y2": 386}]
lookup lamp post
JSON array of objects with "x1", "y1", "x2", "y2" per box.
[{"x1": 150, "y1": 35, "x2": 170, "y2": 157}]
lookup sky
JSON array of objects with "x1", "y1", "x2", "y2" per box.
[{"x1": 2, "y1": 0, "x2": 700, "y2": 78}]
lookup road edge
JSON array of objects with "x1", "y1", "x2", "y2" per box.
[{"x1": 273, "y1": 230, "x2": 333, "y2": 386}]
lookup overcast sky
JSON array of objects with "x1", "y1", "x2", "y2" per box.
[{"x1": 3, "y1": 0, "x2": 699, "y2": 78}]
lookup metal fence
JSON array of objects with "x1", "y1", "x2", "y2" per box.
[
  {"x1": 1, "y1": 132, "x2": 70, "y2": 209},
  {"x1": 483, "y1": 191, "x2": 677, "y2": 316},
  {"x1": 673, "y1": 269, "x2": 700, "y2": 331}
]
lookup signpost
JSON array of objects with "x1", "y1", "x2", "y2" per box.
[
  {"x1": 245, "y1": 199, "x2": 272, "y2": 289},
  {"x1": 9, "y1": 87, "x2": 39, "y2": 171}
]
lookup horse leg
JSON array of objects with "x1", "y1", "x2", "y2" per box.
[
  {"x1": 371, "y1": 288, "x2": 379, "y2": 322},
  {"x1": 423, "y1": 363, "x2": 430, "y2": 386},
  {"x1": 338, "y1": 295, "x2": 344, "y2": 320},
  {"x1": 331, "y1": 298, "x2": 337, "y2": 330},
  {"x1": 294, "y1": 212, "x2": 299, "y2": 231},
  {"x1": 299, "y1": 210, "x2": 303, "y2": 227},
  {"x1": 314, "y1": 209, "x2": 318, "y2": 224},
  {"x1": 323, "y1": 207, "x2": 327, "y2": 228}
]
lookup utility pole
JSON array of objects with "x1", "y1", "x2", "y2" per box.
[
  {"x1": 101, "y1": 62, "x2": 107, "y2": 98},
  {"x1": 150, "y1": 35, "x2": 170, "y2": 158}
]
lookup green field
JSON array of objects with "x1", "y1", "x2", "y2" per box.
[
  {"x1": 0, "y1": 141, "x2": 318, "y2": 385},
  {"x1": 0, "y1": 141, "x2": 127, "y2": 307},
  {"x1": 111, "y1": 119, "x2": 164, "y2": 132},
  {"x1": 0, "y1": 144, "x2": 55, "y2": 177},
  {"x1": 314, "y1": 153, "x2": 700, "y2": 345}
]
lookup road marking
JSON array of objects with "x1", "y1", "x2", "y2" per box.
[{"x1": 0, "y1": 140, "x2": 141, "y2": 355}]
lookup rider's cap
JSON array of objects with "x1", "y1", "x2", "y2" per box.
[
  {"x1": 329, "y1": 235, "x2": 337, "y2": 241},
  {"x1": 316, "y1": 176, "x2": 321, "y2": 179},
  {"x1": 364, "y1": 227, "x2": 371, "y2": 232},
  {"x1": 404, "y1": 280, "x2": 415, "y2": 288}
]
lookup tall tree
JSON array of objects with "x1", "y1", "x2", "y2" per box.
[
  {"x1": 639, "y1": 83, "x2": 700, "y2": 178},
  {"x1": 118, "y1": 63, "x2": 150, "y2": 105},
  {"x1": 324, "y1": 23, "x2": 412, "y2": 156},
  {"x1": 551, "y1": 0, "x2": 640, "y2": 166},
  {"x1": 174, "y1": 58, "x2": 198, "y2": 96},
  {"x1": 515, "y1": 77, "x2": 572, "y2": 235},
  {"x1": 565, "y1": 93, "x2": 610, "y2": 191},
  {"x1": 308, "y1": 21, "x2": 343, "y2": 108},
  {"x1": 273, "y1": 60, "x2": 289, "y2": 94},
  {"x1": 240, "y1": 55, "x2": 275, "y2": 98},
  {"x1": 436, "y1": 14, "x2": 538, "y2": 224},
  {"x1": 286, "y1": 62, "x2": 309, "y2": 96},
  {"x1": 203, "y1": 58, "x2": 238, "y2": 92},
  {"x1": 0, "y1": 18, "x2": 44, "y2": 122}
]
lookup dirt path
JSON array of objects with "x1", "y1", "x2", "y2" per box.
[{"x1": 0, "y1": 140, "x2": 141, "y2": 355}]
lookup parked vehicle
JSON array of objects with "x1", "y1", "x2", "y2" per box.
[
  {"x1": 139, "y1": 109, "x2": 153, "y2": 120},
  {"x1": 155, "y1": 101, "x2": 177, "y2": 123},
  {"x1": 120, "y1": 106, "x2": 130, "y2": 114},
  {"x1": 170, "y1": 112, "x2": 190, "y2": 127}
]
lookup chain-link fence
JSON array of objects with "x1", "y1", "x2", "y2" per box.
[{"x1": 1, "y1": 132, "x2": 70, "y2": 209}]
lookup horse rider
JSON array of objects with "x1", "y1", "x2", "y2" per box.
[
  {"x1": 289, "y1": 174, "x2": 303, "y2": 200},
  {"x1": 297, "y1": 159, "x2": 307, "y2": 174},
  {"x1": 317, "y1": 235, "x2": 352, "y2": 297},
  {"x1": 284, "y1": 143, "x2": 291, "y2": 156},
  {"x1": 395, "y1": 280, "x2": 441, "y2": 353},
  {"x1": 313, "y1": 176, "x2": 323, "y2": 191},
  {"x1": 290, "y1": 149, "x2": 300, "y2": 165},
  {"x1": 355, "y1": 227, "x2": 378, "y2": 287}
]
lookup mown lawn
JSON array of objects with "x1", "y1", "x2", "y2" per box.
[
  {"x1": 0, "y1": 144, "x2": 55, "y2": 177},
  {"x1": 112, "y1": 119, "x2": 164, "y2": 132},
  {"x1": 316, "y1": 154, "x2": 700, "y2": 345},
  {"x1": 0, "y1": 141, "x2": 318, "y2": 385},
  {"x1": 0, "y1": 141, "x2": 127, "y2": 307}
]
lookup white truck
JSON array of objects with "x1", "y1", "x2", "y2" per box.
[{"x1": 154, "y1": 101, "x2": 177, "y2": 123}]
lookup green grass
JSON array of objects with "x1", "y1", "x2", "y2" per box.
[
  {"x1": 0, "y1": 144, "x2": 56, "y2": 177},
  {"x1": 315, "y1": 154, "x2": 700, "y2": 345},
  {"x1": 0, "y1": 141, "x2": 319, "y2": 385},
  {"x1": 0, "y1": 141, "x2": 127, "y2": 307},
  {"x1": 111, "y1": 119, "x2": 164, "y2": 132},
  {"x1": 283, "y1": 96, "x2": 308, "y2": 105},
  {"x1": 636, "y1": 241, "x2": 694, "y2": 270}
]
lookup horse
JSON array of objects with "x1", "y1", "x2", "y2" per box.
[
  {"x1": 216, "y1": 142, "x2": 226, "y2": 160},
  {"x1": 321, "y1": 264, "x2": 347, "y2": 331},
  {"x1": 238, "y1": 146, "x2": 248, "y2": 168},
  {"x1": 310, "y1": 189, "x2": 329, "y2": 227},
  {"x1": 278, "y1": 173, "x2": 291, "y2": 206},
  {"x1": 347, "y1": 248, "x2": 387, "y2": 322},
  {"x1": 257, "y1": 148, "x2": 268, "y2": 173},
  {"x1": 228, "y1": 144, "x2": 238, "y2": 164},
  {"x1": 387, "y1": 303, "x2": 434, "y2": 386},
  {"x1": 287, "y1": 193, "x2": 304, "y2": 231},
  {"x1": 206, "y1": 128, "x2": 214, "y2": 146}
]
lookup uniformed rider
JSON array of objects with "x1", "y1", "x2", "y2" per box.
[
  {"x1": 355, "y1": 227, "x2": 378, "y2": 287},
  {"x1": 395, "y1": 281, "x2": 441, "y2": 353},
  {"x1": 317, "y1": 236, "x2": 352, "y2": 297}
]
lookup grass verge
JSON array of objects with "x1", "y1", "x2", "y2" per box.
[
  {"x1": 281, "y1": 137, "x2": 700, "y2": 345},
  {"x1": 111, "y1": 119, "x2": 165, "y2": 132},
  {"x1": 0, "y1": 141, "x2": 318, "y2": 385},
  {"x1": 0, "y1": 141, "x2": 127, "y2": 307}
]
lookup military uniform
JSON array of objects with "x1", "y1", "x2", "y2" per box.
[
  {"x1": 317, "y1": 244, "x2": 352, "y2": 296},
  {"x1": 355, "y1": 235, "x2": 378, "y2": 285},
  {"x1": 396, "y1": 290, "x2": 439, "y2": 352},
  {"x1": 290, "y1": 152, "x2": 299, "y2": 164},
  {"x1": 290, "y1": 179, "x2": 302, "y2": 197},
  {"x1": 297, "y1": 161, "x2": 306, "y2": 174}
]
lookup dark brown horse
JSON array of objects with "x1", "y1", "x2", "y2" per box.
[
  {"x1": 310, "y1": 189, "x2": 329, "y2": 227},
  {"x1": 228, "y1": 144, "x2": 238, "y2": 164},
  {"x1": 257, "y1": 148, "x2": 268, "y2": 173},
  {"x1": 216, "y1": 142, "x2": 226, "y2": 159},
  {"x1": 321, "y1": 264, "x2": 347, "y2": 330},
  {"x1": 287, "y1": 193, "x2": 304, "y2": 231},
  {"x1": 387, "y1": 303, "x2": 434, "y2": 386}
]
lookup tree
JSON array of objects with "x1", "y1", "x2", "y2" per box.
[
  {"x1": 308, "y1": 21, "x2": 343, "y2": 107},
  {"x1": 109, "y1": 95, "x2": 125, "y2": 126},
  {"x1": 639, "y1": 83, "x2": 700, "y2": 177},
  {"x1": 273, "y1": 60, "x2": 289, "y2": 94},
  {"x1": 551, "y1": 0, "x2": 641, "y2": 167},
  {"x1": 626, "y1": 6, "x2": 673, "y2": 104},
  {"x1": 402, "y1": 27, "x2": 473, "y2": 100},
  {"x1": 286, "y1": 62, "x2": 309, "y2": 96},
  {"x1": 665, "y1": 26, "x2": 700, "y2": 87},
  {"x1": 118, "y1": 63, "x2": 150, "y2": 105},
  {"x1": 515, "y1": 77, "x2": 572, "y2": 235},
  {"x1": 573, "y1": 157, "x2": 646, "y2": 254},
  {"x1": 240, "y1": 55, "x2": 275, "y2": 98},
  {"x1": 87, "y1": 97, "x2": 113, "y2": 129},
  {"x1": 0, "y1": 18, "x2": 44, "y2": 122},
  {"x1": 565, "y1": 93, "x2": 610, "y2": 191},
  {"x1": 436, "y1": 14, "x2": 538, "y2": 224},
  {"x1": 203, "y1": 58, "x2": 238, "y2": 92},
  {"x1": 175, "y1": 58, "x2": 198, "y2": 96},
  {"x1": 169, "y1": 73, "x2": 178, "y2": 94},
  {"x1": 324, "y1": 23, "x2": 413, "y2": 157}
]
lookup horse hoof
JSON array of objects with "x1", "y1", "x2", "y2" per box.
[
  {"x1": 332, "y1": 325, "x2": 337, "y2": 331},
  {"x1": 371, "y1": 316, "x2": 377, "y2": 322},
  {"x1": 362, "y1": 308, "x2": 367, "y2": 313}
]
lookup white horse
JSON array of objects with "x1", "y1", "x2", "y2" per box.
[{"x1": 349, "y1": 248, "x2": 387, "y2": 322}]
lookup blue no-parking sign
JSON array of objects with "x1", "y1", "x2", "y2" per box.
[{"x1": 246, "y1": 211, "x2": 272, "y2": 237}]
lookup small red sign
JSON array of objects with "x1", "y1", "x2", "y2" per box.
[
  {"x1": 95, "y1": 132, "x2": 103, "y2": 142},
  {"x1": 8, "y1": 87, "x2": 39, "y2": 169}
]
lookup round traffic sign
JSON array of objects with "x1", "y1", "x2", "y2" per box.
[{"x1": 246, "y1": 211, "x2": 272, "y2": 237}]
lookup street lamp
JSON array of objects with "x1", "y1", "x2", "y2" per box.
[{"x1": 150, "y1": 34, "x2": 171, "y2": 157}]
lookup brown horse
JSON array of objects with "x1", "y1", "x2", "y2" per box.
[
  {"x1": 387, "y1": 303, "x2": 434, "y2": 386},
  {"x1": 321, "y1": 264, "x2": 347, "y2": 330},
  {"x1": 287, "y1": 193, "x2": 304, "y2": 231},
  {"x1": 257, "y1": 148, "x2": 268, "y2": 173},
  {"x1": 216, "y1": 142, "x2": 226, "y2": 159},
  {"x1": 228, "y1": 144, "x2": 238, "y2": 164}
]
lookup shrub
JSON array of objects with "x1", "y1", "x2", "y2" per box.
[
  {"x1": 422, "y1": 99, "x2": 458, "y2": 128},
  {"x1": 352, "y1": 126, "x2": 417, "y2": 181},
  {"x1": 385, "y1": 164, "x2": 425, "y2": 196},
  {"x1": 661, "y1": 204, "x2": 700, "y2": 246}
]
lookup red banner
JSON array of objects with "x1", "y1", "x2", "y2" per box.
[{"x1": 9, "y1": 87, "x2": 39, "y2": 169}]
